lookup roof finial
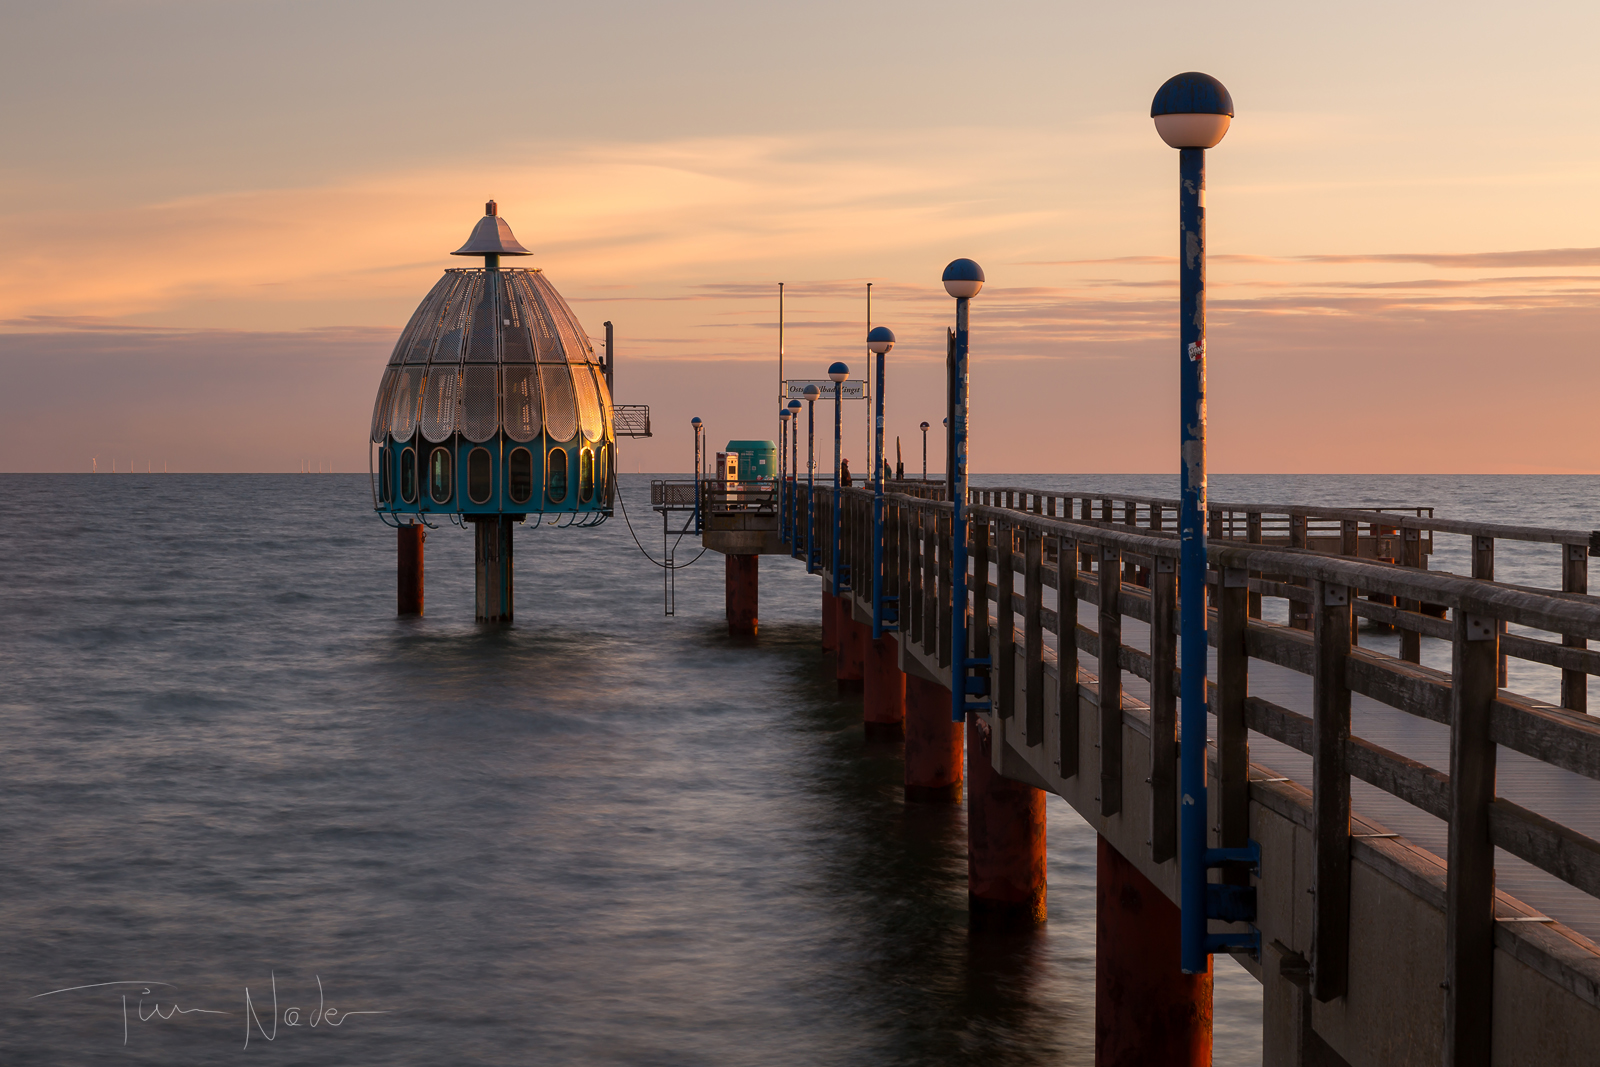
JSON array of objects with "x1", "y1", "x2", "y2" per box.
[{"x1": 452, "y1": 202, "x2": 532, "y2": 258}]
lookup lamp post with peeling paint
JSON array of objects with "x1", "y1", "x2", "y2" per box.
[
  {"x1": 828, "y1": 361, "x2": 849, "y2": 598},
  {"x1": 1152, "y1": 70, "x2": 1251, "y2": 975},
  {"x1": 691, "y1": 416, "x2": 704, "y2": 532},
  {"x1": 942, "y1": 258, "x2": 984, "y2": 724},
  {"x1": 805, "y1": 384, "x2": 820, "y2": 572},
  {"x1": 867, "y1": 327, "x2": 895, "y2": 638},
  {"x1": 779, "y1": 407, "x2": 793, "y2": 540}
]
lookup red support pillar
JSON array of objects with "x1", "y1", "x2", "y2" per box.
[
  {"x1": 821, "y1": 589, "x2": 838, "y2": 652},
  {"x1": 1095, "y1": 834, "x2": 1212, "y2": 1066},
  {"x1": 904, "y1": 674, "x2": 962, "y2": 802},
  {"x1": 473, "y1": 516, "x2": 514, "y2": 624},
  {"x1": 966, "y1": 716, "x2": 1046, "y2": 926},
  {"x1": 725, "y1": 553, "x2": 758, "y2": 637},
  {"x1": 836, "y1": 599, "x2": 865, "y2": 689},
  {"x1": 862, "y1": 634, "x2": 906, "y2": 740},
  {"x1": 398, "y1": 524, "x2": 425, "y2": 616}
]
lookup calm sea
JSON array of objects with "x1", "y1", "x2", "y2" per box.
[{"x1": 2, "y1": 473, "x2": 1595, "y2": 1065}]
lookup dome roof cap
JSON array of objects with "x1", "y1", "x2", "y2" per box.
[{"x1": 452, "y1": 200, "x2": 533, "y2": 257}]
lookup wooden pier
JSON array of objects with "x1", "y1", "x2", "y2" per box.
[{"x1": 698, "y1": 476, "x2": 1600, "y2": 1066}]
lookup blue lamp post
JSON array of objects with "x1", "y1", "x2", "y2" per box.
[
  {"x1": 828, "y1": 361, "x2": 850, "y2": 597},
  {"x1": 942, "y1": 258, "x2": 984, "y2": 723},
  {"x1": 919, "y1": 421, "x2": 929, "y2": 482},
  {"x1": 779, "y1": 407, "x2": 793, "y2": 539},
  {"x1": 787, "y1": 399, "x2": 803, "y2": 550},
  {"x1": 804, "y1": 384, "x2": 820, "y2": 572},
  {"x1": 1152, "y1": 70, "x2": 1255, "y2": 974},
  {"x1": 691, "y1": 416, "x2": 704, "y2": 531},
  {"x1": 867, "y1": 327, "x2": 896, "y2": 637}
]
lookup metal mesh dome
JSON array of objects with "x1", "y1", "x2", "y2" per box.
[{"x1": 369, "y1": 266, "x2": 613, "y2": 445}]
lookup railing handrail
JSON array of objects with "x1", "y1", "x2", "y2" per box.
[{"x1": 971, "y1": 484, "x2": 1596, "y2": 548}]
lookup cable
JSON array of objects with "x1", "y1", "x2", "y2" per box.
[{"x1": 614, "y1": 477, "x2": 708, "y2": 570}]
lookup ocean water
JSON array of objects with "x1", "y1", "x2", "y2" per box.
[{"x1": 1, "y1": 473, "x2": 1594, "y2": 1064}]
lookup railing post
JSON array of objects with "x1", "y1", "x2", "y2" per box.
[
  {"x1": 1123, "y1": 501, "x2": 1139, "y2": 585},
  {"x1": 1024, "y1": 528, "x2": 1044, "y2": 746},
  {"x1": 1401, "y1": 528, "x2": 1423, "y2": 662},
  {"x1": 1057, "y1": 533, "x2": 1081, "y2": 779},
  {"x1": 1099, "y1": 544, "x2": 1123, "y2": 817},
  {"x1": 1246, "y1": 511, "x2": 1262, "y2": 619},
  {"x1": 1289, "y1": 514, "x2": 1310, "y2": 631},
  {"x1": 939, "y1": 510, "x2": 953, "y2": 670},
  {"x1": 1470, "y1": 535, "x2": 1506, "y2": 686},
  {"x1": 1311, "y1": 579, "x2": 1351, "y2": 1002},
  {"x1": 973, "y1": 513, "x2": 992, "y2": 669},
  {"x1": 1150, "y1": 556, "x2": 1178, "y2": 863},
  {"x1": 922, "y1": 508, "x2": 936, "y2": 657},
  {"x1": 1341, "y1": 518, "x2": 1360, "y2": 648},
  {"x1": 997, "y1": 520, "x2": 1016, "y2": 719},
  {"x1": 1444, "y1": 611, "x2": 1498, "y2": 1067},
  {"x1": 1216, "y1": 566, "x2": 1250, "y2": 873},
  {"x1": 1563, "y1": 543, "x2": 1588, "y2": 712}
]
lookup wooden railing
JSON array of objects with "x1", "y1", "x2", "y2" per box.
[
  {"x1": 800, "y1": 481, "x2": 1600, "y2": 1034},
  {"x1": 971, "y1": 486, "x2": 1596, "y2": 711}
]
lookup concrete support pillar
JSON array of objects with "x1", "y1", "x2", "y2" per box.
[
  {"x1": 725, "y1": 553, "x2": 758, "y2": 637},
  {"x1": 821, "y1": 589, "x2": 838, "y2": 652},
  {"x1": 904, "y1": 674, "x2": 962, "y2": 802},
  {"x1": 473, "y1": 516, "x2": 514, "y2": 624},
  {"x1": 967, "y1": 716, "x2": 1046, "y2": 925},
  {"x1": 835, "y1": 600, "x2": 865, "y2": 689},
  {"x1": 398, "y1": 524, "x2": 425, "y2": 616},
  {"x1": 1095, "y1": 834, "x2": 1212, "y2": 1066},
  {"x1": 1262, "y1": 939, "x2": 1349, "y2": 1067},
  {"x1": 862, "y1": 634, "x2": 906, "y2": 740}
]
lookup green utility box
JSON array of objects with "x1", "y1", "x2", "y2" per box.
[{"x1": 725, "y1": 440, "x2": 777, "y2": 481}]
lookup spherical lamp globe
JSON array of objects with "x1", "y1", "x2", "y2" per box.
[
  {"x1": 942, "y1": 259, "x2": 985, "y2": 299},
  {"x1": 866, "y1": 326, "x2": 895, "y2": 355},
  {"x1": 1151, "y1": 72, "x2": 1234, "y2": 149},
  {"x1": 828, "y1": 362, "x2": 849, "y2": 383}
]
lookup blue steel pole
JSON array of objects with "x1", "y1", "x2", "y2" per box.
[
  {"x1": 832, "y1": 382, "x2": 843, "y2": 597},
  {"x1": 871, "y1": 347, "x2": 887, "y2": 637},
  {"x1": 806, "y1": 398, "x2": 817, "y2": 573},
  {"x1": 1178, "y1": 144, "x2": 1210, "y2": 975},
  {"x1": 950, "y1": 294, "x2": 970, "y2": 722},
  {"x1": 778, "y1": 413, "x2": 788, "y2": 543},
  {"x1": 693, "y1": 422, "x2": 703, "y2": 534}
]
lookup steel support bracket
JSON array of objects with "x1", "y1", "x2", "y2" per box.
[
  {"x1": 1206, "y1": 882, "x2": 1258, "y2": 923},
  {"x1": 1205, "y1": 840, "x2": 1262, "y2": 875}
]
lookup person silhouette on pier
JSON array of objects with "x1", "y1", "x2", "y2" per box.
[{"x1": 840, "y1": 458, "x2": 853, "y2": 488}]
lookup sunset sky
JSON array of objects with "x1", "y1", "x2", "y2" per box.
[{"x1": 3, "y1": 0, "x2": 1598, "y2": 473}]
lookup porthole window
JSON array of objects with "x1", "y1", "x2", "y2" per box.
[
  {"x1": 400, "y1": 447, "x2": 417, "y2": 503},
  {"x1": 379, "y1": 446, "x2": 393, "y2": 503},
  {"x1": 508, "y1": 447, "x2": 533, "y2": 504},
  {"x1": 467, "y1": 447, "x2": 493, "y2": 505},
  {"x1": 429, "y1": 446, "x2": 453, "y2": 504},
  {"x1": 579, "y1": 448, "x2": 595, "y2": 503},
  {"x1": 547, "y1": 447, "x2": 569, "y2": 503},
  {"x1": 596, "y1": 444, "x2": 609, "y2": 501}
]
